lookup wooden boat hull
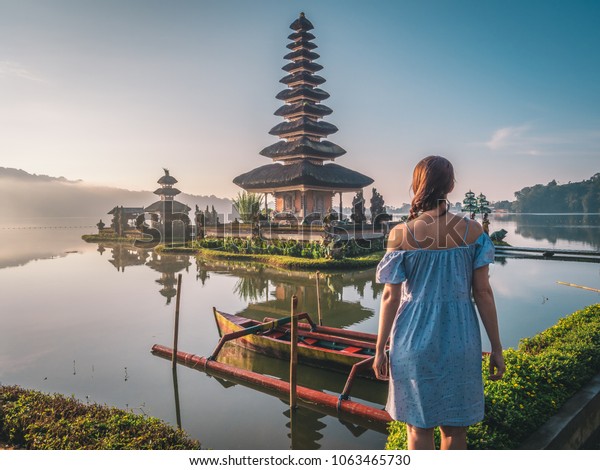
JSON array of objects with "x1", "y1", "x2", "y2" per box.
[{"x1": 213, "y1": 308, "x2": 376, "y2": 375}]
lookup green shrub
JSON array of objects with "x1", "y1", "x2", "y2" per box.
[
  {"x1": 0, "y1": 386, "x2": 200, "y2": 450},
  {"x1": 386, "y1": 303, "x2": 600, "y2": 449},
  {"x1": 190, "y1": 237, "x2": 383, "y2": 260}
]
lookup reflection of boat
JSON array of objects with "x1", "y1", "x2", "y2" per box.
[{"x1": 213, "y1": 308, "x2": 378, "y2": 376}]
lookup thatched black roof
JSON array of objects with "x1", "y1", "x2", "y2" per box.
[
  {"x1": 283, "y1": 49, "x2": 320, "y2": 62},
  {"x1": 279, "y1": 72, "x2": 325, "y2": 87},
  {"x1": 268, "y1": 117, "x2": 338, "y2": 137},
  {"x1": 144, "y1": 200, "x2": 191, "y2": 213},
  {"x1": 274, "y1": 102, "x2": 333, "y2": 118},
  {"x1": 154, "y1": 187, "x2": 181, "y2": 197},
  {"x1": 276, "y1": 86, "x2": 330, "y2": 103},
  {"x1": 290, "y1": 13, "x2": 314, "y2": 32},
  {"x1": 288, "y1": 31, "x2": 315, "y2": 42},
  {"x1": 157, "y1": 168, "x2": 177, "y2": 185},
  {"x1": 286, "y1": 40, "x2": 317, "y2": 51},
  {"x1": 260, "y1": 136, "x2": 346, "y2": 159},
  {"x1": 233, "y1": 160, "x2": 373, "y2": 190},
  {"x1": 282, "y1": 60, "x2": 323, "y2": 73}
]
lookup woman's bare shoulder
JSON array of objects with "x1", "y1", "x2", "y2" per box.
[
  {"x1": 465, "y1": 218, "x2": 484, "y2": 244},
  {"x1": 387, "y1": 223, "x2": 407, "y2": 250}
]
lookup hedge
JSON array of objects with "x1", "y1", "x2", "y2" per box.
[
  {"x1": 0, "y1": 386, "x2": 200, "y2": 450},
  {"x1": 386, "y1": 303, "x2": 600, "y2": 449}
]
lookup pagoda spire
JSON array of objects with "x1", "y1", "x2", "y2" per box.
[{"x1": 260, "y1": 12, "x2": 346, "y2": 163}]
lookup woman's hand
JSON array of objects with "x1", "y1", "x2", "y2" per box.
[
  {"x1": 488, "y1": 350, "x2": 505, "y2": 380},
  {"x1": 373, "y1": 351, "x2": 389, "y2": 380}
]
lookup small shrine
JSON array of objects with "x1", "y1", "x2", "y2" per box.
[
  {"x1": 143, "y1": 169, "x2": 191, "y2": 243},
  {"x1": 233, "y1": 13, "x2": 373, "y2": 223}
]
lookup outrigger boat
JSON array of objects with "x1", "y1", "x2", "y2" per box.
[{"x1": 212, "y1": 308, "x2": 380, "y2": 378}]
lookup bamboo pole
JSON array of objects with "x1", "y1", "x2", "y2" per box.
[
  {"x1": 315, "y1": 271, "x2": 322, "y2": 326},
  {"x1": 290, "y1": 295, "x2": 298, "y2": 411},
  {"x1": 557, "y1": 281, "x2": 600, "y2": 293},
  {"x1": 172, "y1": 273, "x2": 183, "y2": 370}
]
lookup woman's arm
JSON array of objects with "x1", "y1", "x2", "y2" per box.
[
  {"x1": 373, "y1": 282, "x2": 402, "y2": 379},
  {"x1": 472, "y1": 265, "x2": 505, "y2": 380}
]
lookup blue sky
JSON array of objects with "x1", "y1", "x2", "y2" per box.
[{"x1": 0, "y1": 0, "x2": 598, "y2": 206}]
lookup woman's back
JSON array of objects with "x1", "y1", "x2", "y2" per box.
[{"x1": 388, "y1": 213, "x2": 483, "y2": 252}]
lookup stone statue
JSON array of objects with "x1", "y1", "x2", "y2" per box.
[{"x1": 351, "y1": 190, "x2": 366, "y2": 224}]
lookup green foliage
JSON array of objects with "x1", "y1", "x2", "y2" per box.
[
  {"x1": 386, "y1": 303, "x2": 600, "y2": 450},
  {"x1": 0, "y1": 386, "x2": 200, "y2": 450},
  {"x1": 192, "y1": 237, "x2": 383, "y2": 260},
  {"x1": 233, "y1": 192, "x2": 264, "y2": 223},
  {"x1": 513, "y1": 173, "x2": 600, "y2": 213},
  {"x1": 193, "y1": 245, "x2": 384, "y2": 270}
]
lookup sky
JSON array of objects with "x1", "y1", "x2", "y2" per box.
[{"x1": 0, "y1": 0, "x2": 599, "y2": 206}]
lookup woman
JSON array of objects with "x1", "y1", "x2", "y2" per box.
[{"x1": 374, "y1": 156, "x2": 505, "y2": 450}]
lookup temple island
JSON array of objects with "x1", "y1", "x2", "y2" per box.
[{"x1": 88, "y1": 13, "x2": 393, "y2": 252}]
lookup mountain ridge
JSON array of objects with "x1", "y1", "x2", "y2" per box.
[{"x1": 0, "y1": 167, "x2": 233, "y2": 219}]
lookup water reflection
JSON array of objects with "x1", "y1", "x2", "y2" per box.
[
  {"x1": 197, "y1": 259, "x2": 377, "y2": 328},
  {"x1": 493, "y1": 213, "x2": 600, "y2": 249},
  {"x1": 101, "y1": 243, "x2": 192, "y2": 304},
  {"x1": 186, "y1": 343, "x2": 388, "y2": 449}
]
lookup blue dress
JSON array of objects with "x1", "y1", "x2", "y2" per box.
[{"x1": 375, "y1": 229, "x2": 495, "y2": 428}]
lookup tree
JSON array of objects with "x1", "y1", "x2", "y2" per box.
[
  {"x1": 233, "y1": 191, "x2": 264, "y2": 223},
  {"x1": 463, "y1": 190, "x2": 477, "y2": 218}
]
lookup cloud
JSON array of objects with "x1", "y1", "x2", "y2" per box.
[
  {"x1": 485, "y1": 125, "x2": 530, "y2": 150},
  {"x1": 0, "y1": 61, "x2": 45, "y2": 82}
]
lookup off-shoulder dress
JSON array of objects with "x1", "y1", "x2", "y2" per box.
[{"x1": 375, "y1": 224, "x2": 495, "y2": 428}]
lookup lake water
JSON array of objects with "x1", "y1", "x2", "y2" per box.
[{"x1": 0, "y1": 214, "x2": 599, "y2": 449}]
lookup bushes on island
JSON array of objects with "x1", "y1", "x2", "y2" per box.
[
  {"x1": 385, "y1": 303, "x2": 600, "y2": 449},
  {"x1": 0, "y1": 386, "x2": 200, "y2": 450},
  {"x1": 193, "y1": 237, "x2": 384, "y2": 259}
]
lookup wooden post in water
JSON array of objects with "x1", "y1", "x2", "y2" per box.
[
  {"x1": 290, "y1": 295, "x2": 298, "y2": 411},
  {"x1": 315, "y1": 271, "x2": 322, "y2": 326},
  {"x1": 172, "y1": 273, "x2": 183, "y2": 371}
]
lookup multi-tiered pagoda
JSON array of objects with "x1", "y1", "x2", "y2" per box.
[
  {"x1": 144, "y1": 169, "x2": 191, "y2": 243},
  {"x1": 233, "y1": 12, "x2": 373, "y2": 223}
]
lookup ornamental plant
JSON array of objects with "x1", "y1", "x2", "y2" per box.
[{"x1": 386, "y1": 303, "x2": 600, "y2": 449}]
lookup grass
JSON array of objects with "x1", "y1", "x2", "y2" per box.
[
  {"x1": 0, "y1": 386, "x2": 200, "y2": 450},
  {"x1": 159, "y1": 245, "x2": 385, "y2": 270}
]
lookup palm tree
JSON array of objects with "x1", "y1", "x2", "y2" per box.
[{"x1": 233, "y1": 191, "x2": 264, "y2": 223}]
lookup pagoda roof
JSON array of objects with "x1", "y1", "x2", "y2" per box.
[
  {"x1": 233, "y1": 160, "x2": 373, "y2": 191},
  {"x1": 276, "y1": 86, "x2": 330, "y2": 103},
  {"x1": 279, "y1": 72, "x2": 325, "y2": 87},
  {"x1": 268, "y1": 117, "x2": 338, "y2": 138},
  {"x1": 288, "y1": 31, "x2": 315, "y2": 42},
  {"x1": 260, "y1": 136, "x2": 346, "y2": 159},
  {"x1": 157, "y1": 169, "x2": 177, "y2": 185},
  {"x1": 274, "y1": 102, "x2": 333, "y2": 118},
  {"x1": 282, "y1": 60, "x2": 323, "y2": 73},
  {"x1": 286, "y1": 40, "x2": 317, "y2": 51},
  {"x1": 144, "y1": 200, "x2": 191, "y2": 213},
  {"x1": 283, "y1": 49, "x2": 320, "y2": 62},
  {"x1": 290, "y1": 13, "x2": 314, "y2": 32},
  {"x1": 154, "y1": 187, "x2": 181, "y2": 197},
  {"x1": 107, "y1": 206, "x2": 144, "y2": 215}
]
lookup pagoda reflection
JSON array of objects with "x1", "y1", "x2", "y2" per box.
[
  {"x1": 197, "y1": 258, "x2": 378, "y2": 329},
  {"x1": 145, "y1": 251, "x2": 192, "y2": 304}
]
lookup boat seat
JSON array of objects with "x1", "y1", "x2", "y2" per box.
[
  {"x1": 340, "y1": 346, "x2": 363, "y2": 354},
  {"x1": 300, "y1": 337, "x2": 318, "y2": 345},
  {"x1": 268, "y1": 331, "x2": 286, "y2": 339}
]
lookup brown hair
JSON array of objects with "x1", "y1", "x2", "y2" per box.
[{"x1": 408, "y1": 156, "x2": 455, "y2": 220}]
